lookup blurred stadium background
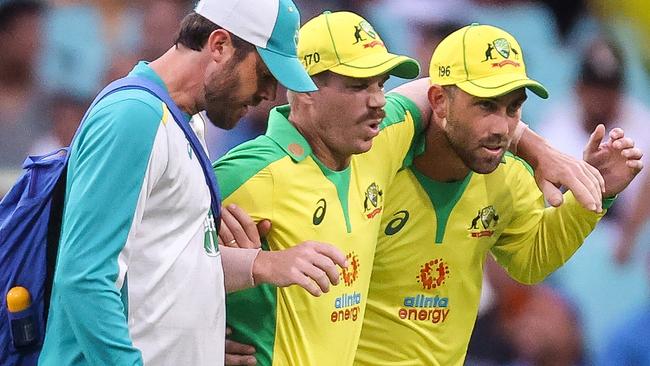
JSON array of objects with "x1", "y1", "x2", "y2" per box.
[{"x1": 1, "y1": 0, "x2": 649, "y2": 364}]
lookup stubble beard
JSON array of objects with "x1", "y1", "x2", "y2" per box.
[
  {"x1": 445, "y1": 115, "x2": 506, "y2": 175},
  {"x1": 203, "y1": 62, "x2": 244, "y2": 130}
]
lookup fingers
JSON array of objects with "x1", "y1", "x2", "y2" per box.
[
  {"x1": 310, "y1": 253, "x2": 340, "y2": 286},
  {"x1": 225, "y1": 353, "x2": 257, "y2": 366},
  {"x1": 621, "y1": 147, "x2": 643, "y2": 160},
  {"x1": 257, "y1": 219, "x2": 272, "y2": 239},
  {"x1": 609, "y1": 127, "x2": 625, "y2": 140},
  {"x1": 313, "y1": 243, "x2": 349, "y2": 269},
  {"x1": 221, "y1": 205, "x2": 254, "y2": 248},
  {"x1": 537, "y1": 179, "x2": 563, "y2": 207},
  {"x1": 559, "y1": 173, "x2": 600, "y2": 212},
  {"x1": 584, "y1": 160, "x2": 606, "y2": 194},
  {"x1": 293, "y1": 242, "x2": 348, "y2": 296},
  {"x1": 227, "y1": 204, "x2": 262, "y2": 248},
  {"x1": 225, "y1": 341, "x2": 257, "y2": 366},
  {"x1": 578, "y1": 162, "x2": 603, "y2": 211},
  {"x1": 626, "y1": 159, "x2": 644, "y2": 171},
  {"x1": 584, "y1": 124, "x2": 606, "y2": 156},
  {"x1": 225, "y1": 339, "x2": 256, "y2": 356},
  {"x1": 302, "y1": 264, "x2": 333, "y2": 295},
  {"x1": 220, "y1": 204, "x2": 263, "y2": 249},
  {"x1": 225, "y1": 327, "x2": 257, "y2": 366},
  {"x1": 219, "y1": 217, "x2": 236, "y2": 247},
  {"x1": 295, "y1": 272, "x2": 323, "y2": 297},
  {"x1": 612, "y1": 137, "x2": 634, "y2": 150}
]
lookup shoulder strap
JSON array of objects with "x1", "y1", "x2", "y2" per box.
[{"x1": 71, "y1": 76, "x2": 222, "y2": 224}]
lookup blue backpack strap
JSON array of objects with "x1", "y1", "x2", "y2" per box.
[{"x1": 78, "y1": 76, "x2": 222, "y2": 223}]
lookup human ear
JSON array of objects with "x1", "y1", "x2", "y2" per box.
[
  {"x1": 427, "y1": 84, "x2": 448, "y2": 123},
  {"x1": 206, "y1": 29, "x2": 235, "y2": 64}
]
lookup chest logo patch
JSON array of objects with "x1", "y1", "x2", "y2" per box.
[
  {"x1": 384, "y1": 210, "x2": 409, "y2": 235},
  {"x1": 416, "y1": 258, "x2": 450, "y2": 290},
  {"x1": 468, "y1": 205, "x2": 499, "y2": 238},
  {"x1": 203, "y1": 212, "x2": 219, "y2": 256},
  {"x1": 363, "y1": 182, "x2": 384, "y2": 219},
  {"x1": 313, "y1": 198, "x2": 327, "y2": 225}
]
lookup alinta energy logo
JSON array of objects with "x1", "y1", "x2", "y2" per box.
[
  {"x1": 416, "y1": 258, "x2": 450, "y2": 290},
  {"x1": 398, "y1": 258, "x2": 451, "y2": 325},
  {"x1": 341, "y1": 252, "x2": 360, "y2": 286}
]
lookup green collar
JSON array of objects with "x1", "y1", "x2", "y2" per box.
[{"x1": 266, "y1": 105, "x2": 313, "y2": 162}]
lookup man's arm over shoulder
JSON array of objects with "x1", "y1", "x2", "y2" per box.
[
  {"x1": 389, "y1": 77, "x2": 432, "y2": 127},
  {"x1": 51, "y1": 97, "x2": 165, "y2": 364},
  {"x1": 373, "y1": 91, "x2": 428, "y2": 172}
]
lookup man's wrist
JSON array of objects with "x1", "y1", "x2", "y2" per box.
[
  {"x1": 252, "y1": 250, "x2": 270, "y2": 285},
  {"x1": 510, "y1": 121, "x2": 529, "y2": 155},
  {"x1": 513, "y1": 126, "x2": 550, "y2": 168}
]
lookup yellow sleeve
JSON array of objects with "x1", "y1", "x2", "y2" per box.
[
  {"x1": 490, "y1": 162, "x2": 605, "y2": 284},
  {"x1": 222, "y1": 167, "x2": 275, "y2": 224},
  {"x1": 214, "y1": 136, "x2": 285, "y2": 224}
]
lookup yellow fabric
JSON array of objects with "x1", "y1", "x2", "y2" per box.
[
  {"x1": 298, "y1": 11, "x2": 419, "y2": 79},
  {"x1": 355, "y1": 156, "x2": 603, "y2": 366},
  {"x1": 219, "y1": 97, "x2": 420, "y2": 366},
  {"x1": 429, "y1": 23, "x2": 548, "y2": 99}
]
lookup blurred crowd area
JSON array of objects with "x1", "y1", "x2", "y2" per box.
[{"x1": 1, "y1": 0, "x2": 650, "y2": 364}]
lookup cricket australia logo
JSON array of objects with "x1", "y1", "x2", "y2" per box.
[
  {"x1": 468, "y1": 205, "x2": 499, "y2": 238},
  {"x1": 203, "y1": 211, "x2": 219, "y2": 256},
  {"x1": 353, "y1": 20, "x2": 384, "y2": 49},
  {"x1": 363, "y1": 182, "x2": 383, "y2": 219},
  {"x1": 482, "y1": 38, "x2": 521, "y2": 68}
]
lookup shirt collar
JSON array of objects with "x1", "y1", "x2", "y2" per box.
[{"x1": 266, "y1": 105, "x2": 313, "y2": 162}]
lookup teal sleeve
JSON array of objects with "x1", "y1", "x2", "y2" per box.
[{"x1": 49, "y1": 97, "x2": 162, "y2": 365}]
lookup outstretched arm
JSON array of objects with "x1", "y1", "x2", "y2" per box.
[{"x1": 492, "y1": 126, "x2": 642, "y2": 283}]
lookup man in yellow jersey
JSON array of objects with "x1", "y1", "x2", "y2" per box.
[
  {"x1": 218, "y1": 12, "x2": 619, "y2": 366},
  {"x1": 214, "y1": 11, "x2": 422, "y2": 366},
  {"x1": 355, "y1": 24, "x2": 643, "y2": 366}
]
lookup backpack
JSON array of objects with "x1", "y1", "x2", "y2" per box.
[{"x1": 0, "y1": 76, "x2": 222, "y2": 366}]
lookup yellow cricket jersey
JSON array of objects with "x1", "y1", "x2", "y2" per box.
[
  {"x1": 355, "y1": 153, "x2": 611, "y2": 366},
  {"x1": 214, "y1": 94, "x2": 422, "y2": 366}
]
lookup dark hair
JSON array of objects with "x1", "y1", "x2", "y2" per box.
[
  {"x1": 174, "y1": 12, "x2": 255, "y2": 61},
  {"x1": 0, "y1": 0, "x2": 44, "y2": 33},
  {"x1": 442, "y1": 85, "x2": 458, "y2": 99},
  {"x1": 579, "y1": 39, "x2": 625, "y2": 90}
]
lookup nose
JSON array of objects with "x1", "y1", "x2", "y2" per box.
[{"x1": 368, "y1": 87, "x2": 386, "y2": 109}]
